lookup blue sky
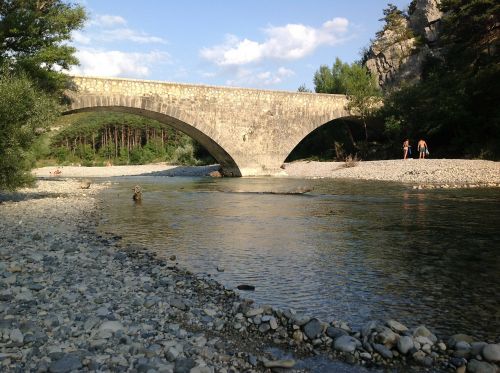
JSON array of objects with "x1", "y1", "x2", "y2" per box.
[{"x1": 70, "y1": 1, "x2": 411, "y2": 91}]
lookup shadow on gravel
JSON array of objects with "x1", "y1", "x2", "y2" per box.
[{"x1": 0, "y1": 191, "x2": 66, "y2": 203}]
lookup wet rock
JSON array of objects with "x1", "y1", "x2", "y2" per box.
[
  {"x1": 376, "y1": 326, "x2": 399, "y2": 348},
  {"x1": 413, "y1": 325, "x2": 437, "y2": 344},
  {"x1": 245, "y1": 307, "x2": 264, "y2": 317},
  {"x1": 333, "y1": 335, "x2": 361, "y2": 353},
  {"x1": 466, "y1": 359, "x2": 497, "y2": 373},
  {"x1": 292, "y1": 330, "x2": 303, "y2": 342},
  {"x1": 373, "y1": 343, "x2": 393, "y2": 359},
  {"x1": 397, "y1": 335, "x2": 414, "y2": 355},
  {"x1": 237, "y1": 284, "x2": 255, "y2": 291},
  {"x1": 386, "y1": 319, "x2": 408, "y2": 333},
  {"x1": 326, "y1": 326, "x2": 348, "y2": 339},
  {"x1": 303, "y1": 318, "x2": 323, "y2": 340},
  {"x1": 482, "y1": 344, "x2": 500, "y2": 363},
  {"x1": 449, "y1": 334, "x2": 475, "y2": 349},
  {"x1": 471, "y1": 342, "x2": 487, "y2": 356},
  {"x1": 361, "y1": 320, "x2": 379, "y2": 338}
]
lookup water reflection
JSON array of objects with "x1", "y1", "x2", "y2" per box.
[{"x1": 98, "y1": 177, "x2": 500, "y2": 340}]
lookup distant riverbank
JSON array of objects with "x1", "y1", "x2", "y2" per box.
[{"x1": 33, "y1": 159, "x2": 500, "y2": 188}]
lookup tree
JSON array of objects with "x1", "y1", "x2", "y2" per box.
[
  {"x1": 0, "y1": 0, "x2": 86, "y2": 93},
  {"x1": 313, "y1": 58, "x2": 349, "y2": 94},
  {"x1": 341, "y1": 63, "x2": 382, "y2": 141},
  {"x1": 0, "y1": 68, "x2": 58, "y2": 190},
  {"x1": 297, "y1": 84, "x2": 312, "y2": 93},
  {"x1": 381, "y1": 0, "x2": 500, "y2": 159}
]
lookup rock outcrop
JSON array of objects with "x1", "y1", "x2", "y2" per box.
[{"x1": 365, "y1": 0, "x2": 443, "y2": 88}]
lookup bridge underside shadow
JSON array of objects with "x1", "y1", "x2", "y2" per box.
[{"x1": 64, "y1": 106, "x2": 242, "y2": 176}]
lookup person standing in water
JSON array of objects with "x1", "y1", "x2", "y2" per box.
[{"x1": 418, "y1": 139, "x2": 428, "y2": 159}]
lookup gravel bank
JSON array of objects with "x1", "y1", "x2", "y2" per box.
[
  {"x1": 1, "y1": 180, "x2": 499, "y2": 372},
  {"x1": 283, "y1": 159, "x2": 500, "y2": 188},
  {"x1": 33, "y1": 159, "x2": 500, "y2": 188}
]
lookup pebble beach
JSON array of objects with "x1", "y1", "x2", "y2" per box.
[
  {"x1": 32, "y1": 159, "x2": 500, "y2": 188},
  {"x1": 1, "y1": 160, "x2": 499, "y2": 372}
]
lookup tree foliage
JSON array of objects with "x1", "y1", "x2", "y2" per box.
[
  {"x1": 382, "y1": 0, "x2": 500, "y2": 159},
  {"x1": 48, "y1": 112, "x2": 213, "y2": 166},
  {"x1": 0, "y1": 0, "x2": 86, "y2": 93},
  {"x1": 313, "y1": 58, "x2": 381, "y2": 141},
  {"x1": 0, "y1": 68, "x2": 58, "y2": 190}
]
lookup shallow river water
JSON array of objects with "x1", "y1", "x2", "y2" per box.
[{"x1": 98, "y1": 176, "x2": 500, "y2": 342}]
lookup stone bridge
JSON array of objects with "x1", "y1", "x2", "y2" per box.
[{"x1": 65, "y1": 76, "x2": 351, "y2": 176}]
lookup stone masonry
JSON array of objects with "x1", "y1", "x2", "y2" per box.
[{"x1": 66, "y1": 76, "x2": 350, "y2": 176}]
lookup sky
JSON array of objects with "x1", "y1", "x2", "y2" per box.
[{"x1": 70, "y1": 0, "x2": 411, "y2": 91}]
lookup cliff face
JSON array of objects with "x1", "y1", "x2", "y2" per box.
[{"x1": 365, "y1": 0, "x2": 442, "y2": 88}]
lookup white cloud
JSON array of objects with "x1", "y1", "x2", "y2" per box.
[
  {"x1": 200, "y1": 17, "x2": 350, "y2": 66},
  {"x1": 74, "y1": 14, "x2": 166, "y2": 46},
  {"x1": 71, "y1": 30, "x2": 91, "y2": 45},
  {"x1": 90, "y1": 14, "x2": 127, "y2": 28},
  {"x1": 102, "y1": 28, "x2": 166, "y2": 44},
  {"x1": 69, "y1": 49, "x2": 170, "y2": 78}
]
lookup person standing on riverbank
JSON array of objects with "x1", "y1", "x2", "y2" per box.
[
  {"x1": 403, "y1": 139, "x2": 411, "y2": 159},
  {"x1": 418, "y1": 139, "x2": 428, "y2": 159}
]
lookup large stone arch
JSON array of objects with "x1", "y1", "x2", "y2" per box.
[
  {"x1": 65, "y1": 76, "x2": 352, "y2": 176},
  {"x1": 65, "y1": 105, "x2": 241, "y2": 176}
]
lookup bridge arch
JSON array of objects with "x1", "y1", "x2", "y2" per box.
[
  {"x1": 64, "y1": 105, "x2": 241, "y2": 176},
  {"x1": 66, "y1": 76, "x2": 352, "y2": 176}
]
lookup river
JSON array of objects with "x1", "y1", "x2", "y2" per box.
[{"x1": 98, "y1": 176, "x2": 500, "y2": 342}]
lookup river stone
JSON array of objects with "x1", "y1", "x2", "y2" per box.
[
  {"x1": 373, "y1": 343, "x2": 393, "y2": 359},
  {"x1": 293, "y1": 315, "x2": 311, "y2": 327},
  {"x1": 165, "y1": 347, "x2": 180, "y2": 362},
  {"x1": 471, "y1": 342, "x2": 487, "y2": 356},
  {"x1": 293, "y1": 330, "x2": 303, "y2": 342},
  {"x1": 466, "y1": 359, "x2": 497, "y2": 373},
  {"x1": 303, "y1": 318, "x2": 323, "y2": 339},
  {"x1": 269, "y1": 317, "x2": 278, "y2": 330},
  {"x1": 326, "y1": 327, "x2": 348, "y2": 339},
  {"x1": 376, "y1": 326, "x2": 399, "y2": 347},
  {"x1": 397, "y1": 335, "x2": 414, "y2": 354},
  {"x1": 170, "y1": 297, "x2": 188, "y2": 311},
  {"x1": 448, "y1": 334, "x2": 475, "y2": 349},
  {"x1": 10, "y1": 329, "x2": 24, "y2": 345},
  {"x1": 333, "y1": 335, "x2": 360, "y2": 353},
  {"x1": 174, "y1": 358, "x2": 195, "y2": 373},
  {"x1": 190, "y1": 367, "x2": 212, "y2": 373},
  {"x1": 263, "y1": 359, "x2": 296, "y2": 368},
  {"x1": 259, "y1": 323, "x2": 271, "y2": 333},
  {"x1": 482, "y1": 344, "x2": 500, "y2": 363},
  {"x1": 386, "y1": 319, "x2": 408, "y2": 333},
  {"x1": 456, "y1": 341, "x2": 472, "y2": 351},
  {"x1": 99, "y1": 320, "x2": 124, "y2": 333},
  {"x1": 413, "y1": 325, "x2": 437, "y2": 343},
  {"x1": 361, "y1": 320, "x2": 379, "y2": 337},
  {"x1": 245, "y1": 308, "x2": 264, "y2": 317},
  {"x1": 49, "y1": 353, "x2": 82, "y2": 373}
]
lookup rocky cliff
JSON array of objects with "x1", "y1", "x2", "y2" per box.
[{"x1": 365, "y1": 0, "x2": 442, "y2": 88}]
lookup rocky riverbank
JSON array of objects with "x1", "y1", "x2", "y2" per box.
[
  {"x1": 1, "y1": 180, "x2": 499, "y2": 373},
  {"x1": 32, "y1": 159, "x2": 500, "y2": 189}
]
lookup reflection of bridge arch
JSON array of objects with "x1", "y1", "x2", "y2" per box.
[{"x1": 65, "y1": 76, "x2": 351, "y2": 176}]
